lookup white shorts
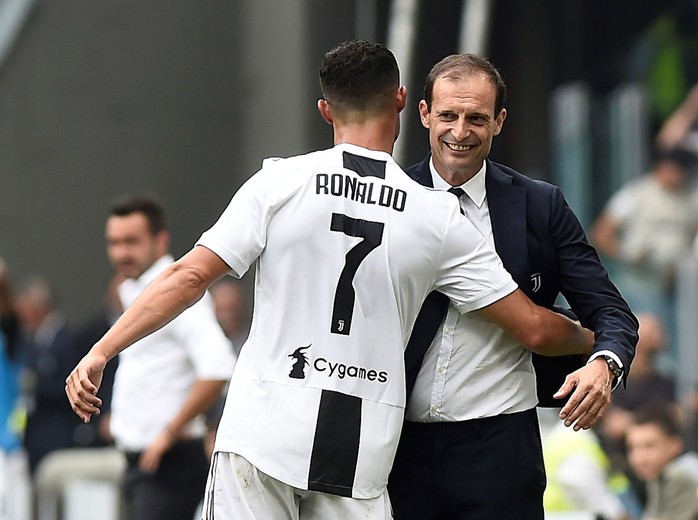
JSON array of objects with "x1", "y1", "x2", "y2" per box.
[{"x1": 200, "y1": 451, "x2": 393, "y2": 520}]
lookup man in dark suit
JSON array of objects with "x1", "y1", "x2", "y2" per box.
[
  {"x1": 14, "y1": 276, "x2": 83, "y2": 474},
  {"x1": 388, "y1": 54, "x2": 638, "y2": 520}
]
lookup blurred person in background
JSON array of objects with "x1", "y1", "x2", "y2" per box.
[
  {"x1": 600, "y1": 313, "x2": 679, "y2": 506},
  {"x1": 71, "y1": 273, "x2": 123, "y2": 448},
  {"x1": 208, "y1": 278, "x2": 248, "y2": 357},
  {"x1": 543, "y1": 418, "x2": 636, "y2": 520},
  {"x1": 602, "y1": 313, "x2": 677, "y2": 452},
  {"x1": 626, "y1": 405, "x2": 698, "y2": 520},
  {"x1": 99, "y1": 194, "x2": 235, "y2": 520},
  {"x1": 14, "y1": 275, "x2": 82, "y2": 475},
  {"x1": 591, "y1": 147, "x2": 698, "y2": 372},
  {"x1": 656, "y1": 82, "x2": 698, "y2": 153},
  {"x1": 204, "y1": 278, "x2": 247, "y2": 456},
  {"x1": 0, "y1": 259, "x2": 30, "y2": 520}
]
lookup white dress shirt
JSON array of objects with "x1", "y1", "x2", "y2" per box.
[
  {"x1": 110, "y1": 254, "x2": 236, "y2": 452},
  {"x1": 406, "y1": 160, "x2": 538, "y2": 422}
]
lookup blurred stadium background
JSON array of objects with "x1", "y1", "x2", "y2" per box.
[{"x1": 0, "y1": 0, "x2": 691, "y2": 319}]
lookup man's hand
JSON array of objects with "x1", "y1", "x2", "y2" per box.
[
  {"x1": 139, "y1": 426, "x2": 178, "y2": 473},
  {"x1": 553, "y1": 357, "x2": 614, "y2": 431},
  {"x1": 65, "y1": 351, "x2": 107, "y2": 423}
]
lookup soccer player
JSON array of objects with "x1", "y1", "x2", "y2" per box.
[{"x1": 66, "y1": 40, "x2": 593, "y2": 520}]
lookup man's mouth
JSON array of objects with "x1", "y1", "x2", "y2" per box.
[{"x1": 444, "y1": 142, "x2": 474, "y2": 152}]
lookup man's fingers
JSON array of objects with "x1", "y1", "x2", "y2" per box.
[
  {"x1": 553, "y1": 378, "x2": 575, "y2": 400},
  {"x1": 556, "y1": 373, "x2": 581, "y2": 417},
  {"x1": 65, "y1": 369, "x2": 103, "y2": 423},
  {"x1": 559, "y1": 387, "x2": 587, "y2": 425},
  {"x1": 559, "y1": 384, "x2": 611, "y2": 430},
  {"x1": 67, "y1": 367, "x2": 98, "y2": 396}
]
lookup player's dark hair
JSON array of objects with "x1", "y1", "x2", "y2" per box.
[
  {"x1": 109, "y1": 194, "x2": 167, "y2": 235},
  {"x1": 319, "y1": 40, "x2": 399, "y2": 114},
  {"x1": 633, "y1": 405, "x2": 682, "y2": 438},
  {"x1": 423, "y1": 54, "x2": 507, "y2": 116}
]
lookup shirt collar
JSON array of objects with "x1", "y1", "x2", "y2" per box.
[
  {"x1": 134, "y1": 254, "x2": 174, "y2": 286},
  {"x1": 429, "y1": 158, "x2": 487, "y2": 208},
  {"x1": 334, "y1": 142, "x2": 396, "y2": 166}
]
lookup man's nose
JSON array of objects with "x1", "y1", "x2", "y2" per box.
[{"x1": 451, "y1": 119, "x2": 470, "y2": 141}]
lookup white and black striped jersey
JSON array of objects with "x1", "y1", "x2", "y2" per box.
[{"x1": 196, "y1": 143, "x2": 517, "y2": 499}]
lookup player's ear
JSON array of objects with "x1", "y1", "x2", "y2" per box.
[
  {"x1": 395, "y1": 86, "x2": 407, "y2": 113},
  {"x1": 317, "y1": 99, "x2": 333, "y2": 125}
]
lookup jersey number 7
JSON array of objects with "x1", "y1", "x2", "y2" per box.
[{"x1": 329, "y1": 213, "x2": 385, "y2": 336}]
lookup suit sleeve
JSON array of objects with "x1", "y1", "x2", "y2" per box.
[{"x1": 549, "y1": 186, "x2": 639, "y2": 378}]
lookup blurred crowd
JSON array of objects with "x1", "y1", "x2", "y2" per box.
[
  {"x1": 542, "y1": 79, "x2": 698, "y2": 520},
  {"x1": 0, "y1": 256, "x2": 249, "y2": 520}
]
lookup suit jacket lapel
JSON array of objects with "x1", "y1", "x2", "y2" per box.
[
  {"x1": 407, "y1": 155, "x2": 434, "y2": 187},
  {"x1": 486, "y1": 162, "x2": 529, "y2": 292}
]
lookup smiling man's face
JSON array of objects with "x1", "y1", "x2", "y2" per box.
[{"x1": 419, "y1": 73, "x2": 506, "y2": 185}]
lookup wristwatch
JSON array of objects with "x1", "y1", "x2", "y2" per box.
[{"x1": 602, "y1": 355, "x2": 623, "y2": 380}]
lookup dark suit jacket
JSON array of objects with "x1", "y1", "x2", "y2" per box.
[
  {"x1": 405, "y1": 156, "x2": 638, "y2": 406},
  {"x1": 23, "y1": 321, "x2": 84, "y2": 473}
]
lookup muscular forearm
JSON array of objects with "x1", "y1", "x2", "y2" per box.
[
  {"x1": 93, "y1": 255, "x2": 215, "y2": 362},
  {"x1": 480, "y1": 289, "x2": 594, "y2": 357},
  {"x1": 528, "y1": 307, "x2": 594, "y2": 356}
]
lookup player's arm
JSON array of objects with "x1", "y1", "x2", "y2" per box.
[
  {"x1": 65, "y1": 245, "x2": 232, "y2": 423},
  {"x1": 477, "y1": 288, "x2": 594, "y2": 356}
]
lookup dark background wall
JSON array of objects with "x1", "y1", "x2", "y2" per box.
[{"x1": 0, "y1": 0, "x2": 247, "y2": 320}]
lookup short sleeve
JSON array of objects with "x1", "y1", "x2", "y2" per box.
[
  {"x1": 433, "y1": 207, "x2": 517, "y2": 313},
  {"x1": 605, "y1": 182, "x2": 637, "y2": 223},
  {"x1": 197, "y1": 168, "x2": 273, "y2": 278}
]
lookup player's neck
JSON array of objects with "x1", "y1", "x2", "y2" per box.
[{"x1": 333, "y1": 118, "x2": 397, "y2": 155}]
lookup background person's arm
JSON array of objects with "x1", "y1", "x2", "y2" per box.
[
  {"x1": 590, "y1": 212, "x2": 622, "y2": 260},
  {"x1": 656, "y1": 83, "x2": 698, "y2": 150},
  {"x1": 138, "y1": 379, "x2": 227, "y2": 472}
]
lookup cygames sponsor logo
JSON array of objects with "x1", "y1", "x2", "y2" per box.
[{"x1": 287, "y1": 344, "x2": 388, "y2": 383}]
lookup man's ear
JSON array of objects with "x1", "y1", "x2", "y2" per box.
[
  {"x1": 396, "y1": 86, "x2": 407, "y2": 113},
  {"x1": 493, "y1": 108, "x2": 507, "y2": 136},
  {"x1": 317, "y1": 99, "x2": 333, "y2": 125},
  {"x1": 418, "y1": 100, "x2": 430, "y2": 129},
  {"x1": 155, "y1": 230, "x2": 170, "y2": 257}
]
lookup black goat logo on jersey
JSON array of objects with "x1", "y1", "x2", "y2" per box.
[{"x1": 288, "y1": 345, "x2": 311, "y2": 379}]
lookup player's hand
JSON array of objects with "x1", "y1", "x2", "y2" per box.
[
  {"x1": 65, "y1": 352, "x2": 107, "y2": 423},
  {"x1": 139, "y1": 427, "x2": 177, "y2": 473},
  {"x1": 553, "y1": 357, "x2": 613, "y2": 431}
]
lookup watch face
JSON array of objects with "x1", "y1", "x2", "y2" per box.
[{"x1": 606, "y1": 357, "x2": 621, "y2": 377}]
